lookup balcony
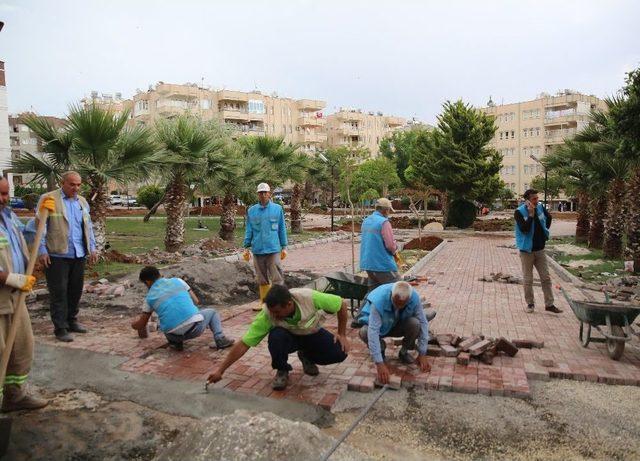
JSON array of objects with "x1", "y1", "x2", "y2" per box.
[
  {"x1": 220, "y1": 109, "x2": 249, "y2": 121},
  {"x1": 247, "y1": 112, "x2": 265, "y2": 122},
  {"x1": 297, "y1": 99, "x2": 325, "y2": 111},
  {"x1": 337, "y1": 125, "x2": 362, "y2": 136},
  {"x1": 386, "y1": 116, "x2": 405, "y2": 127},
  {"x1": 218, "y1": 90, "x2": 248, "y2": 102},
  {"x1": 544, "y1": 128, "x2": 577, "y2": 144},
  {"x1": 544, "y1": 109, "x2": 590, "y2": 126},
  {"x1": 156, "y1": 84, "x2": 199, "y2": 99},
  {"x1": 298, "y1": 114, "x2": 326, "y2": 127},
  {"x1": 300, "y1": 132, "x2": 327, "y2": 143},
  {"x1": 157, "y1": 105, "x2": 188, "y2": 117},
  {"x1": 336, "y1": 111, "x2": 364, "y2": 122}
]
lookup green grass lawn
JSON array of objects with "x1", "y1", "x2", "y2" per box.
[{"x1": 547, "y1": 236, "x2": 626, "y2": 283}]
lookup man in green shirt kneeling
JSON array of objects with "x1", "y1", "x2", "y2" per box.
[{"x1": 207, "y1": 285, "x2": 350, "y2": 390}]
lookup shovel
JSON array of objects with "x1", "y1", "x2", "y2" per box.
[{"x1": 0, "y1": 208, "x2": 49, "y2": 457}]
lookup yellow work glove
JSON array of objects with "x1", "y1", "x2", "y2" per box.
[
  {"x1": 393, "y1": 252, "x2": 404, "y2": 266},
  {"x1": 242, "y1": 249, "x2": 251, "y2": 262},
  {"x1": 280, "y1": 249, "x2": 287, "y2": 260},
  {"x1": 39, "y1": 197, "x2": 55, "y2": 213},
  {"x1": 6, "y1": 273, "x2": 36, "y2": 292}
]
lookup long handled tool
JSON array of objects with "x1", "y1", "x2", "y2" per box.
[{"x1": 0, "y1": 208, "x2": 49, "y2": 456}]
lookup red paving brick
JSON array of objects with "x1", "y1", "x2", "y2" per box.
[{"x1": 30, "y1": 236, "x2": 640, "y2": 410}]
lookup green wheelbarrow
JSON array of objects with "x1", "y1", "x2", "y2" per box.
[
  {"x1": 560, "y1": 287, "x2": 640, "y2": 360},
  {"x1": 323, "y1": 272, "x2": 370, "y2": 319}
]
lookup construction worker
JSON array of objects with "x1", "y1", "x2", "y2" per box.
[
  {"x1": 357, "y1": 281, "x2": 431, "y2": 384},
  {"x1": 0, "y1": 177, "x2": 52, "y2": 412},
  {"x1": 207, "y1": 285, "x2": 350, "y2": 390},
  {"x1": 130, "y1": 266, "x2": 234, "y2": 351},
  {"x1": 36, "y1": 171, "x2": 98, "y2": 342},
  {"x1": 243, "y1": 183, "x2": 288, "y2": 311},
  {"x1": 360, "y1": 198, "x2": 402, "y2": 291},
  {"x1": 515, "y1": 189, "x2": 561, "y2": 314}
]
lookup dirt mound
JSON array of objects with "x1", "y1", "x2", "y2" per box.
[
  {"x1": 157, "y1": 410, "x2": 364, "y2": 461},
  {"x1": 389, "y1": 216, "x2": 414, "y2": 229},
  {"x1": 199, "y1": 237, "x2": 235, "y2": 251},
  {"x1": 404, "y1": 236, "x2": 443, "y2": 251},
  {"x1": 473, "y1": 219, "x2": 513, "y2": 232},
  {"x1": 103, "y1": 248, "x2": 182, "y2": 265}
]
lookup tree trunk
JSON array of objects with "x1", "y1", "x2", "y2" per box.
[
  {"x1": 219, "y1": 192, "x2": 237, "y2": 241},
  {"x1": 441, "y1": 191, "x2": 450, "y2": 227},
  {"x1": 290, "y1": 182, "x2": 303, "y2": 234},
  {"x1": 575, "y1": 190, "x2": 590, "y2": 244},
  {"x1": 625, "y1": 167, "x2": 640, "y2": 272},
  {"x1": 603, "y1": 179, "x2": 625, "y2": 259},
  {"x1": 164, "y1": 175, "x2": 187, "y2": 252},
  {"x1": 588, "y1": 196, "x2": 606, "y2": 249},
  {"x1": 87, "y1": 178, "x2": 108, "y2": 254}
]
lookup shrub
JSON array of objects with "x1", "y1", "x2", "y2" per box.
[
  {"x1": 136, "y1": 185, "x2": 164, "y2": 210},
  {"x1": 447, "y1": 199, "x2": 476, "y2": 228}
]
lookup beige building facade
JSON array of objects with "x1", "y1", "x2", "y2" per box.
[
  {"x1": 481, "y1": 90, "x2": 606, "y2": 200},
  {"x1": 324, "y1": 108, "x2": 405, "y2": 156},
  {"x1": 83, "y1": 83, "x2": 327, "y2": 154}
]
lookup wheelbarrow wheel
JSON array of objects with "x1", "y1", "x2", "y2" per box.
[
  {"x1": 579, "y1": 322, "x2": 591, "y2": 347},
  {"x1": 606, "y1": 325, "x2": 625, "y2": 360}
]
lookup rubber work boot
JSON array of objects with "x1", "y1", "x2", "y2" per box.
[
  {"x1": 398, "y1": 347, "x2": 415, "y2": 365},
  {"x1": 297, "y1": 350, "x2": 319, "y2": 376},
  {"x1": 272, "y1": 370, "x2": 289, "y2": 390},
  {"x1": 254, "y1": 284, "x2": 271, "y2": 311},
  {"x1": 211, "y1": 336, "x2": 235, "y2": 350},
  {"x1": 1, "y1": 385, "x2": 48, "y2": 413}
]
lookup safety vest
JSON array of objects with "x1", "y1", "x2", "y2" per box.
[
  {"x1": 145, "y1": 278, "x2": 199, "y2": 332},
  {"x1": 0, "y1": 210, "x2": 30, "y2": 315},
  {"x1": 266, "y1": 288, "x2": 325, "y2": 335},
  {"x1": 359, "y1": 211, "x2": 397, "y2": 272},
  {"x1": 358, "y1": 283, "x2": 421, "y2": 336},
  {"x1": 39, "y1": 189, "x2": 92, "y2": 255},
  {"x1": 515, "y1": 203, "x2": 549, "y2": 253}
]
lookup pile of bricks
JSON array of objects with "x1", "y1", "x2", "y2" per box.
[
  {"x1": 427, "y1": 334, "x2": 543, "y2": 366},
  {"x1": 84, "y1": 278, "x2": 131, "y2": 298},
  {"x1": 478, "y1": 272, "x2": 522, "y2": 284}
]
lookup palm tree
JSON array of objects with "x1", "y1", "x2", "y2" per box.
[
  {"x1": 153, "y1": 116, "x2": 226, "y2": 251},
  {"x1": 11, "y1": 105, "x2": 156, "y2": 252},
  {"x1": 240, "y1": 136, "x2": 308, "y2": 233},
  {"x1": 204, "y1": 142, "x2": 265, "y2": 241}
]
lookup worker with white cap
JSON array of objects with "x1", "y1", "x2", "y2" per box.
[
  {"x1": 243, "y1": 183, "x2": 288, "y2": 311},
  {"x1": 359, "y1": 198, "x2": 402, "y2": 291}
]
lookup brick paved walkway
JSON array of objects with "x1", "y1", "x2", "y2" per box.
[{"x1": 31, "y1": 236, "x2": 640, "y2": 410}]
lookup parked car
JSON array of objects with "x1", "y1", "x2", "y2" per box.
[
  {"x1": 9, "y1": 197, "x2": 25, "y2": 209},
  {"x1": 110, "y1": 195, "x2": 123, "y2": 205}
]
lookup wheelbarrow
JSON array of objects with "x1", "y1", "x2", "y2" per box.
[
  {"x1": 559, "y1": 287, "x2": 640, "y2": 360},
  {"x1": 322, "y1": 272, "x2": 370, "y2": 319}
]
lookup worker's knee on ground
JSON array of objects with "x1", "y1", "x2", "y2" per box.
[{"x1": 358, "y1": 325, "x2": 369, "y2": 344}]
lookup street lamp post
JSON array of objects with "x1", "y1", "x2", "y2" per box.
[
  {"x1": 319, "y1": 153, "x2": 337, "y2": 232},
  {"x1": 530, "y1": 154, "x2": 548, "y2": 208}
]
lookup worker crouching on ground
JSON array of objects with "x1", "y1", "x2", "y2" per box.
[
  {"x1": 131, "y1": 266, "x2": 234, "y2": 351},
  {"x1": 207, "y1": 285, "x2": 350, "y2": 390},
  {"x1": 243, "y1": 183, "x2": 288, "y2": 311},
  {"x1": 0, "y1": 177, "x2": 50, "y2": 412},
  {"x1": 357, "y1": 281, "x2": 431, "y2": 385}
]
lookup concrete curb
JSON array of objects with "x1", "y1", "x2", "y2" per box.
[
  {"x1": 546, "y1": 253, "x2": 586, "y2": 287},
  {"x1": 403, "y1": 239, "x2": 448, "y2": 277},
  {"x1": 216, "y1": 232, "x2": 351, "y2": 263}
]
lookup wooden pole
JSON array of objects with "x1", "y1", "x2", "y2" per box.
[{"x1": 0, "y1": 209, "x2": 49, "y2": 387}]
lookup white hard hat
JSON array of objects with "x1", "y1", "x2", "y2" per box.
[{"x1": 257, "y1": 183, "x2": 270, "y2": 193}]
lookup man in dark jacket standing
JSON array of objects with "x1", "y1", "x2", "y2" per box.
[{"x1": 514, "y1": 189, "x2": 561, "y2": 314}]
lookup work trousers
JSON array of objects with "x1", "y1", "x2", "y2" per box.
[
  {"x1": 267, "y1": 327, "x2": 348, "y2": 372},
  {"x1": 164, "y1": 308, "x2": 224, "y2": 344},
  {"x1": 519, "y1": 250, "x2": 554, "y2": 307},
  {"x1": 358, "y1": 316, "x2": 421, "y2": 350},
  {"x1": 253, "y1": 253, "x2": 284, "y2": 286},
  {"x1": 366, "y1": 270, "x2": 400, "y2": 292},
  {"x1": 0, "y1": 304, "x2": 34, "y2": 397},
  {"x1": 46, "y1": 256, "x2": 86, "y2": 332}
]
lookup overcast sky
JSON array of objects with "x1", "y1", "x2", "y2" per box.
[{"x1": 1, "y1": 0, "x2": 639, "y2": 123}]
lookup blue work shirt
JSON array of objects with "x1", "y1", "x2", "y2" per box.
[
  {"x1": 39, "y1": 190, "x2": 97, "y2": 258},
  {"x1": 243, "y1": 200, "x2": 287, "y2": 255},
  {"x1": 0, "y1": 208, "x2": 27, "y2": 275}
]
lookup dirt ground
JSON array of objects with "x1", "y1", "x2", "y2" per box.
[{"x1": 327, "y1": 379, "x2": 640, "y2": 460}]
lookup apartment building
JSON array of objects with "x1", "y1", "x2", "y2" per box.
[
  {"x1": 324, "y1": 108, "x2": 405, "y2": 156},
  {"x1": 0, "y1": 62, "x2": 10, "y2": 176},
  {"x1": 83, "y1": 83, "x2": 327, "y2": 154},
  {"x1": 480, "y1": 90, "x2": 606, "y2": 199},
  {"x1": 8, "y1": 112, "x2": 66, "y2": 187}
]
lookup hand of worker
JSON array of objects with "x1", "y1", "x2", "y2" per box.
[
  {"x1": 242, "y1": 249, "x2": 251, "y2": 262},
  {"x1": 417, "y1": 355, "x2": 431, "y2": 373},
  {"x1": 5, "y1": 273, "x2": 36, "y2": 292},
  {"x1": 334, "y1": 333, "x2": 351, "y2": 354},
  {"x1": 88, "y1": 251, "x2": 98, "y2": 265},
  {"x1": 38, "y1": 253, "x2": 51, "y2": 268},
  {"x1": 280, "y1": 249, "x2": 287, "y2": 260},
  {"x1": 526, "y1": 200, "x2": 535, "y2": 216},
  {"x1": 39, "y1": 197, "x2": 55, "y2": 213},
  {"x1": 207, "y1": 369, "x2": 223, "y2": 384},
  {"x1": 376, "y1": 362, "x2": 390, "y2": 385}
]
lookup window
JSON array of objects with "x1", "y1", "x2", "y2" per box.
[
  {"x1": 524, "y1": 165, "x2": 529, "y2": 174},
  {"x1": 523, "y1": 129, "x2": 528, "y2": 137},
  {"x1": 248, "y1": 100, "x2": 265, "y2": 114},
  {"x1": 511, "y1": 130, "x2": 515, "y2": 139},
  {"x1": 200, "y1": 99, "x2": 210, "y2": 110},
  {"x1": 536, "y1": 127, "x2": 540, "y2": 137},
  {"x1": 500, "y1": 132, "x2": 503, "y2": 140}
]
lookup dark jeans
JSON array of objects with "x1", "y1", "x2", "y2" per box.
[
  {"x1": 267, "y1": 327, "x2": 348, "y2": 372},
  {"x1": 45, "y1": 256, "x2": 86, "y2": 332},
  {"x1": 358, "y1": 316, "x2": 421, "y2": 350}
]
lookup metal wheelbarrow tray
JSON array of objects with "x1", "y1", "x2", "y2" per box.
[
  {"x1": 560, "y1": 287, "x2": 640, "y2": 360},
  {"x1": 323, "y1": 272, "x2": 370, "y2": 318}
]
